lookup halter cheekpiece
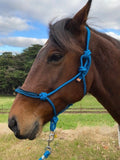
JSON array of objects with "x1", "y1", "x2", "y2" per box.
[{"x1": 15, "y1": 26, "x2": 91, "y2": 160}]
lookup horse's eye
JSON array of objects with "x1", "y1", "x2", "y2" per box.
[{"x1": 48, "y1": 53, "x2": 63, "y2": 63}]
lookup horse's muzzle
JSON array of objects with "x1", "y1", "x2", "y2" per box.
[{"x1": 8, "y1": 117, "x2": 39, "y2": 140}]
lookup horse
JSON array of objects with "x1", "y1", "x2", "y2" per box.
[{"x1": 8, "y1": 0, "x2": 120, "y2": 142}]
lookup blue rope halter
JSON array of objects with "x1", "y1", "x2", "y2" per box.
[
  {"x1": 15, "y1": 26, "x2": 91, "y2": 132},
  {"x1": 15, "y1": 26, "x2": 91, "y2": 159}
]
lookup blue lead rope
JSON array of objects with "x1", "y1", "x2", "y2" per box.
[
  {"x1": 39, "y1": 151, "x2": 51, "y2": 160},
  {"x1": 15, "y1": 26, "x2": 91, "y2": 160}
]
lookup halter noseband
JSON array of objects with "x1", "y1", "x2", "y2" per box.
[{"x1": 15, "y1": 26, "x2": 91, "y2": 131}]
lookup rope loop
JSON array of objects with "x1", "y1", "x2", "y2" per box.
[
  {"x1": 79, "y1": 48, "x2": 91, "y2": 78},
  {"x1": 39, "y1": 92, "x2": 48, "y2": 101}
]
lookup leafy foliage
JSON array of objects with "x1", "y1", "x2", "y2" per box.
[{"x1": 0, "y1": 44, "x2": 42, "y2": 94}]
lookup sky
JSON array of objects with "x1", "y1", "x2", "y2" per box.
[{"x1": 0, "y1": 0, "x2": 120, "y2": 54}]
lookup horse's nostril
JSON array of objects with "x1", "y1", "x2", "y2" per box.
[{"x1": 8, "y1": 117, "x2": 19, "y2": 136}]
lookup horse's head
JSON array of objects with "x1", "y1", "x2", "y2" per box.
[{"x1": 8, "y1": 0, "x2": 93, "y2": 140}]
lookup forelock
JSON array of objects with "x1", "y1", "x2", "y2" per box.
[{"x1": 49, "y1": 18, "x2": 81, "y2": 53}]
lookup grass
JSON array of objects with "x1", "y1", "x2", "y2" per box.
[
  {"x1": 0, "y1": 126, "x2": 120, "y2": 160},
  {"x1": 0, "y1": 113, "x2": 116, "y2": 130},
  {"x1": 0, "y1": 96, "x2": 14, "y2": 109},
  {"x1": 0, "y1": 114, "x2": 8, "y2": 123},
  {"x1": 58, "y1": 113, "x2": 116, "y2": 128},
  {"x1": 43, "y1": 113, "x2": 116, "y2": 132},
  {"x1": 0, "y1": 94, "x2": 103, "y2": 110},
  {"x1": 0, "y1": 95, "x2": 119, "y2": 160},
  {"x1": 0, "y1": 95, "x2": 115, "y2": 127},
  {"x1": 72, "y1": 95, "x2": 103, "y2": 109}
]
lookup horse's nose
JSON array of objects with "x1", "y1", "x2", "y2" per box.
[{"x1": 8, "y1": 117, "x2": 20, "y2": 136}]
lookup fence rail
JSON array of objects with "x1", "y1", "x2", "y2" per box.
[
  {"x1": 64, "y1": 108, "x2": 107, "y2": 114},
  {"x1": 0, "y1": 107, "x2": 108, "y2": 114},
  {"x1": 0, "y1": 108, "x2": 10, "y2": 114}
]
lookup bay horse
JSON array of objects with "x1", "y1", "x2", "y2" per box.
[{"x1": 9, "y1": 0, "x2": 120, "y2": 142}]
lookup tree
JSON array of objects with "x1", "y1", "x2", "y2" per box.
[{"x1": 0, "y1": 44, "x2": 42, "y2": 94}]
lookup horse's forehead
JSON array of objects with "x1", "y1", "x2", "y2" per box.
[
  {"x1": 38, "y1": 41, "x2": 51, "y2": 57},
  {"x1": 36, "y1": 40, "x2": 57, "y2": 61},
  {"x1": 40, "y1": 41, "x2": 49, "y2": 53},
  {"x1": 40, "y1": 39, "x2": 62, "y2": 56}
]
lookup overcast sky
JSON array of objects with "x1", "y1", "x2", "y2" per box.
[{"x1": 0, "y1": 0, "x2": 120, "y2": 54}]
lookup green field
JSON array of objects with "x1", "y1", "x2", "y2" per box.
[
  {"x1": 72, "y1": 95, "x2": 103, "y2": 109},
  {"x1": 0, "y1": 95, "x2": 115, "y2": 127},
  {"x1": 0, "y1": 94, "x2": 103, "y2": 110}
]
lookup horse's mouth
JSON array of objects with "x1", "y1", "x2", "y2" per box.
[{"x1": 14, "y1": 121, "x2": 40, "y2": 140}]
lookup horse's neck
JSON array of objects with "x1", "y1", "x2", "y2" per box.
[{"x1": 89, "y1": 30, "x2": 120, "y2": 124}]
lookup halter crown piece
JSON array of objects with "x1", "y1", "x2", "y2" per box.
[{"x1": 15, "y1": 26, "x2": 91, "y2": 160}]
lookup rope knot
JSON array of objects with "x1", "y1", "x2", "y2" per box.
[
  {"x1": 78, "y1": 66, "x2": 87, "y2": 73},
  {"x1": 39, "y1": 92, "x2": 48, "y2": 101},
  {"x1": 84, "y1": 49, "x2": 91, "y2": 57},
  {"x1": 50, "y1": 116, "x2": 58, "y2": 131}
]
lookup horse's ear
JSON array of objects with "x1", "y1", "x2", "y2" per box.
[
  {"x1": 73, "y1": 0, "x2": 92, "y2": 25},
  {"x1": 65, "y1": 0, "x2": 92, "y2": 32}
]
